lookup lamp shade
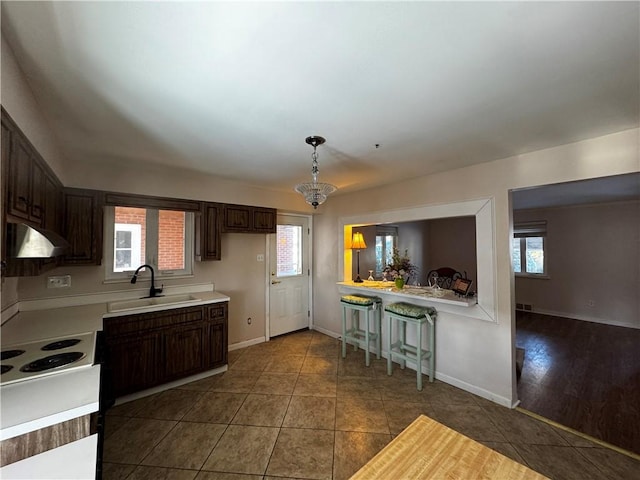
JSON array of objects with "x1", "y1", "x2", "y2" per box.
[{"x1": 351, "y1": 232, "x2": 367, "y2": 250}]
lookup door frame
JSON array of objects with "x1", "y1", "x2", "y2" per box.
[{"x1": 264, "y1": 213, "x2": 313, "y2": 341}]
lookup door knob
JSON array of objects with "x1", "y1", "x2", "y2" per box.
[{"x1": 271, "y1": 280, "x2": 281, "y2": 285}]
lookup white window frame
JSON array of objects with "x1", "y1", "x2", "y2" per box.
[
  {"x1": 104, "y1": 206, "x2": 194, "y2": 281},
  {"x1": 513, "y1": 221, "x2": 548, "y2": 277},
  {"x1": 375, "y1": 226, "x2": 398, "y2": 275},
  {"x1": 113, "y1": 223, "x2": 142, "y2": 272}
]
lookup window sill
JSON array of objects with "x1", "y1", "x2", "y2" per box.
[{"x1": 515, "y1": 273, "x2": 550, "y2": 280}]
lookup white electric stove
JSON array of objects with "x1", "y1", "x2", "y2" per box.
[{"x1": 0, "y1": 332, "x2": 96, "y2": 386}]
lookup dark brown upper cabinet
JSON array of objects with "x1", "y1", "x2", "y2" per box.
[
  {"x1": 61, "y1": 188, "x2": 104, "y2": 266},
  {"x1": 222, "y1": 204, "x2": 276, "y2": 234},
  {"x1": 2, "y1": 108, "x2": 64, "y2": 277},
  {"x1": 196, "y1": 202, "x2": 222, "y2": 261},
  {"x1": 2, "y1": 108, "x2": 61, "y2": 228}
]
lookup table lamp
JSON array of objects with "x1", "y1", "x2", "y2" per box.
[{"x1": 351, "y1": 232, "x2": 367, "y2": 283}]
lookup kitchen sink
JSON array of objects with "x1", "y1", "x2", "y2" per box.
[{"x1": 107, "y1": 294, "x2": 202, "y2": 313}]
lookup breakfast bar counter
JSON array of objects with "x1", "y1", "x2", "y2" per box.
[
  {"x1": 337, "y1": 281, "x2": 492, "y2": 322},
  {"x1": 351, "y1": 414, "x2": 548, "y2": 479}
]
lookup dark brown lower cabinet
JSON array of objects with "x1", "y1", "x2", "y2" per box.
[
  {"x1": 164, "y1": 323, "x2": 207, "y2": 381},
  {"x1": 108, "y1": 331, "x2": 161, "y2": 397},
  {"x1": 104, "y1": 302, "x2": 228, "y2": 397}
]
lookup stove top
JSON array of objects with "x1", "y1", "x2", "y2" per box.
[{"x1": 0, "y1": 332, "x2": 95, "y2": 386}]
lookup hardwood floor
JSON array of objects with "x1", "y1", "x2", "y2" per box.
[{"x1": 516, "y1": 311, "x2": 640, "y2": 455}]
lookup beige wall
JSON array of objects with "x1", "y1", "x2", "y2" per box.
[{"x1": 515, "y1": 200, "x2": 640, "y2": 329}]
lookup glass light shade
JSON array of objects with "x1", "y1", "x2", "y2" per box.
[
  {"x1": 351, "y1": 232, "x2": 367, "y2": 249},
  {"x1": 294, "y1": 182, "x2": 337, "y2": 209}
]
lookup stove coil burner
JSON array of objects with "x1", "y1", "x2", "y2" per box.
[
  {"x1": 20, "y1": 352, "x2": 86, "y2": 373},
  {"x1": 1, "y1": 349, "x2": 25, "y2": 361},
  {"x1": 1, "y1": 365, "x2": 13, "y2": 375},
  {"x1": 41, "y1": 339, "x2": 82, "y2": 351}
]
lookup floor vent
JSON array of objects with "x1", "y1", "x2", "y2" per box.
[
  {"x1": 516, "y1": 303, "x2": 524, "y2": 310},
  {"x1": 524, "y1": 304, "x2": 533, "y2": 311}
]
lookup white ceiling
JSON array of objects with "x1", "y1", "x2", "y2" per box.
[{"x1": 1, "y1": 2, "x2": 639, "y2": 201}]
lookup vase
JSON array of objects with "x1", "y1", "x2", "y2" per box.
[{"x1": 395, "y1": 277, "x2": 405, "y2": 289}]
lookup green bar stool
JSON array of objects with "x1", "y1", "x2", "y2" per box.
[
  {"x1": 340, "y1": 294, "x2": 382, "y2": 366},
  {"x1": 385, "y1": 302, "x2": 437, "y2": 390}
]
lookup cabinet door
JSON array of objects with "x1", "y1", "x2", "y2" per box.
[
  {"x1": 200, "y1": 203, "x2": 221, "y2": 260},
  {"x1": 208, "y1": 322, "x2": 228, "y2": 368},
  {"x1": 43, "y1": 173, "x2": 61, "y2": 232},
  {"x1": 107, "y1": 332, "x2": 161, "y2": 397},
  {"x1": 163, "y1": 323, "x2": 207, "y2": 380},
  {"x1": 7, "y1": 135, "x2": 33, "y2": 222},
  {"x1": 29, "y1": 159, "x2": 45, "y2": 224},
  {"x1": 61, "y1": 188, "x2": 103, "y2": 265},
  {"x1": 222, "y1": 204, "x2": 251, "y2": 232},
  {"x1": 207, "y1": 303, "x2": 228, "y2": 368},
  {"x1": 253, "y1": 207, "x2": 276, "y2": 233}
]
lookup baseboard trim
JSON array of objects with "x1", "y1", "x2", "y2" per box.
[
  {"x1": 311, "y1": 326, "x2": 340, "y2": 339},
  {"x1": 114, "y1": 365, "x2": 227, "y2": 405},
  {"x1": 522, "y1": 307, "x2": 639, "y2": 330},
  {"x1": 435, "y1": 372, "x2": 513, "y2": 408},
  {"x1": 229, "y1": 336, "x2": 266, "y2": 351}
]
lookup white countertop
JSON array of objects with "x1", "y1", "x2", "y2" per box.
[
  {"x1": 337, "y1": 281, "x2": 475, "y2": 307},
  {"x1": 0, "y1": 288, "x2": 230, "y2": 440}
]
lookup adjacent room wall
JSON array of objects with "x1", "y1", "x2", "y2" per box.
[
  {"x1": 427, "y1": 216, "x2": 477, "y2": 288},
  {"x1": 514, "y1": 200, "x2": 640, "y2": 329}
]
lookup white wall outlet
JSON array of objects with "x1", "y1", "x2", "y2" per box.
[
  {"x1": 257, "y1": 254, "x2": 265, "y2": 262},
  {"x1": 47, "y1": 275, "x2": 71, "y2": 288}
]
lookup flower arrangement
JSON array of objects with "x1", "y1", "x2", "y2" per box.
[{"x1": 383, "y1": 247, "x2": 418, "y2": 283}]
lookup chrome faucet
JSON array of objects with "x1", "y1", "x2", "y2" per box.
[{"x1": 131, "y1": 264, "x2": 163, "y2": 298}]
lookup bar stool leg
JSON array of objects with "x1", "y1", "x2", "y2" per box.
[
  {"x1": 375, "y1": 308, "x2": 382, "y2": 360},
  {"x1": 400, "y1": 320, "x2": 407, "y2": 370},
  {"x1": 387, "y1": 314, "x2": 393, "y2": 376},
  {"x1": 341, "y1": 305, "x2": 348, "y2": 358},
  {"x1": 352, "y1": 310, "x2": 359, "y2": 352},
  {"x1": 428, "y1": 317, "x2": 435, "y2": 382},
  {"x1": 364, "y1": 309, "x2": 371, "y2": 366},
  {"x1": 416, "y1": 319, "x2": 423, "y2": 391}
]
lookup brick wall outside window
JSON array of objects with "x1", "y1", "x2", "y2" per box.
[
  {"x1": 114, "y1": 207, "x2": 185, "y2": 271},
  {"x1": 159, "y1": 210, "x2": 185, "y2": 270}
]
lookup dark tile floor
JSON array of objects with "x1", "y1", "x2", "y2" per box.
[
  {"x1": 516, "y1": 311, "x2": 640, "y2": 455},
  {"x1": 103, "y1": 329, "x2": 640, "y2": 480}
]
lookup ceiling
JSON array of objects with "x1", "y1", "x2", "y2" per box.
[{"x1": 1, "y1": 2, "x2": 639, "y2": 201}]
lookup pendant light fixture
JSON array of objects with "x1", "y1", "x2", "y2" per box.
[{"x1": 295, "y1": 136, "x2": 337, "y2": 209}]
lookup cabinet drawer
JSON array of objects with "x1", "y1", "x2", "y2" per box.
[
  {"x1": 207, "y1": 303, "x2": 228, "y2": 323},
  {"x1": 105, "y1": 305, "x2": 205, "y2": 336}
]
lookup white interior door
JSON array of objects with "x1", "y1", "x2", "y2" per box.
[{"x1": 269, "y1": 214, "x2": 310, "y2": 338}]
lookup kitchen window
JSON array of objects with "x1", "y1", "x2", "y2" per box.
[
  {"x1": 513, "y1": 221, "x2": 547, "y2": 276},
  {"x1": 105, "y1": 206, "x2": 194, "y2": 280}
]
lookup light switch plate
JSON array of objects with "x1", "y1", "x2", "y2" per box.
[{"x1": 47, "y1": 275, "x2": 71, "y2": 288}]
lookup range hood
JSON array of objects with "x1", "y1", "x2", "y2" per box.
[{"x1": 7, "y1": 223, "x2": 70, "y2": 258}]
